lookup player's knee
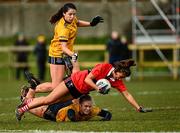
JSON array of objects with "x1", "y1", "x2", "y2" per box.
[{"x1": 51, "y1": 81, "x2": 62, "y2": 89}]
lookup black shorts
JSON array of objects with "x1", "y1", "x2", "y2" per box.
[
  {"x1": 43, "y1": 100, "x2": 73, "y2": 121},
  {"x1": 48, "y1": 56, "x2": 65, "y2": 65},
  {"x1": 64, "y1": 77, "x2": 83, "y2": 99}
]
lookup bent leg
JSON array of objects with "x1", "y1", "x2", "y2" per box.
[
  {"x1": 50, "y1": 64, "x2": 65, "y2": 88},
  {"x1": 29, "y1": 105, "x2": 48, "y2": 118},
  {"x1": 25, "y1": 88, "x2": 49, "y2": 119},
  {"x1": 28, "y1": 94, "x2": 73, "y2": 119},
  {"x1": 26, "y1": 88, "x2": 36, "y2": 99},
  {"x1": 35, "y1": 82, "x2": 53, "y2": 93},
  {"x1": 35, "y1": 64, "x2": 65, "y2": 93},
  {"x1": 27, "y1": 81, "x2": 71, "y2": 110}
]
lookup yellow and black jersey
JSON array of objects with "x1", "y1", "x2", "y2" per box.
[
  {"x1": 56, "y1": 103, "x2": 101, "y2": 122},
  {"x1": 49, "y1": 17, "x2": 78, "y2": 57}
]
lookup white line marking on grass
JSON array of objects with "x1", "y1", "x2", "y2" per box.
[
  {"x1": 0, "y1": 130, "x2": 126, "y2": 133},
  {"x1": 117, "y1": 106, "x2": 180, "y2": 111},
  {"x1": 0, "y1": 113, "x2": 12, "y2": 116},
  {"x1": 0, "y1": 130, "x2": 23, "y2": 133},
  {"x1": 0, "y1": 130, "x2": 180, "y2": 133},
  {"x1": 94, "y1": 90, "x2": 180, "y2": 96},
  {"x1": 94, "y1": 92, "x2": 119, "y2": 96},
  {"x1": 152, "y1": 106, "x2": 180, "y2": 110},
  {"x1": 0, "y1": 97, "x2": 19, "y2": 101},
  {"x1": 137, "y1": 91, "x2": 180, "y2": 95}
]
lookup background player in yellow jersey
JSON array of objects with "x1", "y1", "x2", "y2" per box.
[
  {"x1": 22, "y1": 90, "x2": 111, "y2": 122},
  {"x1": 25, "y1": 3, "x2": 104, "y2": 94}
]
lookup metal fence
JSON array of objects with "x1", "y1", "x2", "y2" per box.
[{"x1": 0, "y1": 44, "x2": 180, "y2": 80}]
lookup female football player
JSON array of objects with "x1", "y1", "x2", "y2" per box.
[
  {"x1": 16, "y1": 59, "x2": 151, "y2": 121},
  {"x1": 26, "y1": 3, "x2": 104, "y2": 93},
  {"x1": 25, "y1": 93, "x2": 111, "y2": 122}
]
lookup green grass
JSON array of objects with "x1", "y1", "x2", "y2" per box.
[
  {"x1": 0, "y1": 41, "x2": 179, "y2": 131},
  {"x1": 0, "y1": 78, "x2": 180, "y2": 132}
]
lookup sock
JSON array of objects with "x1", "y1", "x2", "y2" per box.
[{"x1": 19, "y1": 104, "x2": 29, "y2": 113}]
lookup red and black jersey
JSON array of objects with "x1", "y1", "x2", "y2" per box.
[{"x1": 71, "y1": 63, "x2": 127, "y2": 94}]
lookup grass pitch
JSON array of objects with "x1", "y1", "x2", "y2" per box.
[{"x1": 0, "y1": 78, "x2": 180, "y2": 132}]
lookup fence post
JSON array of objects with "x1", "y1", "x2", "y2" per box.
[
  {"x1": 173, "y1": 46, "x2": 178, "y2": 80},
  {"x1": 139, "y1": 48, "x2": 144, "y2": 80},
  {"x1": 8, "y1": 48, "x2": 11, "y2": 81}
]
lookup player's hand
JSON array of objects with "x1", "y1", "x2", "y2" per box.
[
  {"x1": 98, "y1": 85, "x2": 110, "y2": 95},
  {"x1": 101, "y1": 111, "x2": 112, "y2": 121},
  {"x1": 90, "y1": 16, "x2": 104, "y2": 26},
  {"x1": 72, "y1": 99, "x2": 79, "y2": 104},
  {"x1": 138, "y1": 106, "x2": 153, "y2": 113},
  {"x1": 72, "y1": 53, "x2": 78, "y2": 62}
]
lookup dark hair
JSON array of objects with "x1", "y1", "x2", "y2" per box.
[
  {"x1": 112, "y1": 59, "x2": 136, "y2": 77},
  {"x1": 79, "y1": 94, "x2": 92, "y2": 104},
  {"x1": 49, "y1": 3, "x2": 77, "y2": 24}
]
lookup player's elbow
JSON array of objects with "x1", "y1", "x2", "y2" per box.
[{"x1": 84, "y1": 77, "x2": 89, "y2": 85}]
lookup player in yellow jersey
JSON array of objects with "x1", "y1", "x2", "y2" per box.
[
  {"x1": 20, "y1": 88, "x2": 111, "y2": 122},
  {"x1": 24, "y1": 3, "x2": 104, "y2": 95}
]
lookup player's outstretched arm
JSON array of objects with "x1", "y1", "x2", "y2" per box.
[
  {"x1": 122, "y1": 90, "x2": 140, "y2": 111},
  {"x1": 78, "y1": 16, "x2": 104, "y2": 27},
  {"x1": 122, "y1": 90, "x2": 152, "y2": 113}
]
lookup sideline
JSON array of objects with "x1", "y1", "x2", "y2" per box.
[{"x1": 0, "y1": 130, "x2": 180, "y2": 133}]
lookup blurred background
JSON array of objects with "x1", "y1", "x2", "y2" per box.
[
  {"x1": 0, "y1": 0, "x2": 180, "y2": 131},
  {"x1": 0, "y1": 0, "x2": 179, "y2": 81}
]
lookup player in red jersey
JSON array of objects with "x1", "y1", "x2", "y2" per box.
[{"x1": 16, "y1": 59, "x2": 151, "y2": 121}]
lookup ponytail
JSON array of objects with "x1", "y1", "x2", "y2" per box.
[
  {"x1": 49, "y1": 3, "x2": 77, "y2": 24},
  {"x1": 113, "y1": 59, "x2": 136, "y2": 77},
  {"x1": 113, "y1": 59, "x2": 136, "y2": 68},
  {"x1": 49, "y1": 8, "x2": 63, "y2": 24}
]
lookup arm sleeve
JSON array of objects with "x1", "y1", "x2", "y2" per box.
[
  {"x1": 56, "y1": 104, "x2": 75, "y2": 122},
  {"x1": 56, "y1": 25, "x2": 69, "y2": 42},
  {"x1": 111, "y1": 80, "x2": 127, "y2": 92},
  {"x1": 90, "y1": 64, "x2": 111, "y2": 79},
  {"x1": 67, "y1": 109, "x2": 76, "y2": 122},
  {"x1": 59, "y1": 29, "x2": 69, "y2": 42},
  {"x1": 50, "y1": 100, "x2": 73, "y2": 114},
  {"x1": 98, "y1": 109, "x2": 112, "y2": 121},
  {"x1": 90, "y1": 64, "x2": 103, "y2": 77}
]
